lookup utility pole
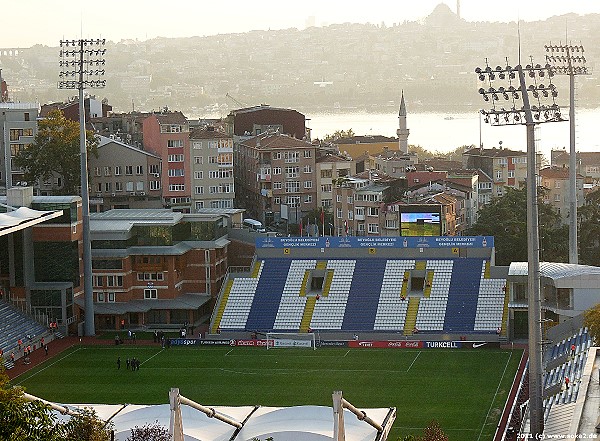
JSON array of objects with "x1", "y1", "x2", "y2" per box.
[
  {"x1": 58, "y1": 38, "x2": 106, "y2": 336},
  {"x1": 475, "y1": 58, "x2": 564, "y2": 437}
]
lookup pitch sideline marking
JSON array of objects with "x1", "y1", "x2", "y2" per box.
[
  {"x1": 476, "y1": 350, "x2": 513, "y2": 441},
  {"x1": 343, "y1": 350, "x2": 350, "y2": 358},
  {"x1": 406, "y1": 351, "x2": 421, "y2": 372},
  {"x1": 14, "y1": 347, "x2": 84, "y2": 385},
  {"x1": 141, "y1": 349, "x2": 163, "y2": 366},
  {"x1": 224, "y1": 348, "x2": 234, "y2": 356}
]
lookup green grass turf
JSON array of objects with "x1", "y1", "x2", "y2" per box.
[{"x1": 13, "y1": 345, "x2": 522, "y2": 440}]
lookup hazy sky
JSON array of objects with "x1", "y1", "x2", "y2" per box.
[{"x1": 3, "y1": 0, "x2": 598, "y2": 48}]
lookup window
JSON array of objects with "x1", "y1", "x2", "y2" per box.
[
  {"x1": 150, "y1": 180, "x2": 160, "y2": 190},
  {"x1": 115, "y1": 182, "x2": 123, "y2": 192},
  {"x1": 208, "y1": 156, "x2": 218, "y2": 164},
  {"x1": 168, "y1": 169, "x2": 185, "y2": 177},
  {"x1": 94, "y1": 167, "x2": 101, "y2": 177},
  {"x1": 221, "y1": 183, "x2": 232, "y2": 193},
  {"x1": 126, "y1": 181, "x2": 134, "y2": 192},
  {"x1": 368, "y1": 207, "x2": 379, "y2": 216},
  {"x1": 209, "y1": 186, "x2": 219, "y2": 194},
  {"x1": 194, "y1": 156, "x2": 203, "y2": 164},
  {"x1": 273, "y1": 182, "x2": 282, "y2": 190},
  {"x1": 274, "y1": 152, "x2": 281, "y2": 160},
  {"x1": 209, "y1": 171, "x2": 219, "y2": 179},
  {"x1": 496, "y1": 170, "x2": 502, "y2": 181},
  {"x1": 285, "y1": 166, "x2": 299, "y2": 178},
  {"x1": 167, "y1": 139, "x2": 183, "y2": 148},
  {"x1": 321, "y1": 170, "x2": 333, "y2": 178},
  {"x1": 107, "y1": 292, "x2": 115, "y2": 302},
  {"x1": 169, "y1": 184, "x2": 185, "y2": 191},
  {"x1": 168, "y1": 154, "x2": 184, "y2": 162},
  {"x1": 386, "y1": 219, "x2": 397, "y2": 229},
  {"x1": 286, "y1": 196, "x2": 300, "y2": 207},
  {"x1": 195, "y1": 201, "x2": 204, "y2": 210},
  {"x1": 194, "y1": 171, "x2": 203, "y2": 179},
  {"x1": 97, "y1": 292, "x2": 105, "y2": 302},
  {"x1": 554, "y1": 194, "x2": 561, "y2": 202},
  {"x1": 114, "y1": 166, "x2": 122, "y2": 176},
  {"x1": 193, "y1": 141, "x2": 202, "y2": 149},
  {"x1": 555, "y1": 181, "x2": 561, "y2": 189},
  {"x1": 273, "y1": 167, "x2": 282, "y2": 175},
  {"x1": 104, "y1": 166, "x2": 111, "y2": 176},
  {"x1": 104, "y1": 182, "x2": 111, "y2": 192},
  {"x1": 304, "y1": 150, "x2": 312, "y2": 158},
  {"x1": 304, "y1": 195, "x2": 312, "y2": 203},
  {"x1": 347, "y1": 196, "x2": 353, "y2": 204},
  {"x1": 304, "y1": 180, "x2": 312, "y2": 189},
  {"x1": 284, "y1": 151, "x2": 299, "y2": 163},
  {"x1": 195, "y1": 186, "x2": 204, "y2": 194},
  {"x1": 285, "y1": 181, "x2": 300, "y2": 193},
  {"x1": 355, "y1": 207, "x2": 365, "y2": 216},
  {"x1": 348, "y1": 211, "x2": 354, "y2": 220},
  {"x1": 321, "y1": 184, "x2": 332, "y2": 193},
  {"x1": 368, "y1": 223, "x2": 379, "y2": 234},
  {"x1": 144, "y1": 289, "x2": 158, "y2": 299},
  {"x1": 95, "y1": 183, "x2": 102, "y2": 192},
  {"x1": 136, "y1": 181, "x2": 144, "y2": 191},
  {"x1": 337, "y1": 195, "x2": 342, "y2": 202},
  {"x1": 337, "y1": 208, "x2": 342, "y2": 218},
  {"x1": 304, "y1": 165, "x2": 312, "y2": 173},
  {"x1": 136, "y1": 165, "x2": 144, "y2": 175},
  {"x1": 125, "y1": 165, "x2": 133, "y2": 175},
  {"x1": 93, "y1": 275, "x2": 103, "y2": 287},
  {"x1": 106, "y1": 275, "x2": 123, "y2": 287},
  {"x1": 508, "y1": 170, "x2": 515, "y2": 178},
  {"x1": 274, "y1": 197, "x2": 281, "y2": 205},
  {"x1": 218, "y1": 153, "x2": 233, "y2": 166}
]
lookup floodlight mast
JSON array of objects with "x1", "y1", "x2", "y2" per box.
[
  {"x1": 545, "y1": 43, "x2": 589, "y2": 264},
  {"x1": 58, "y1": 38, "x2": 106, "y2": 337},
  {"x1": 476, "y1": 58, "x2": 565, "y2": 438}
]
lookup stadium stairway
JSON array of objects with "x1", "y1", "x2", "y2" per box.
[
  {"x1": 443, "y1": 259, "x2": 483, "y2": 333},
  {"x1": 500, "y1": 285, "x2": 510, "y2": 337},
  {"x1": 342, "y1": 259, "x2": 387, "y2": 331},
  {"x1": 299, "y1": 297, "x2": 317, "y2": 332},
  {"x1": 211, "y1": 279, "x2": 234, "y2": 333},
  {"x1": 245, "y1": 259, "x2": 292, "y2": 331},
  {"x1": 403, "y1": 297, "x2": 420, "y2": 335}
]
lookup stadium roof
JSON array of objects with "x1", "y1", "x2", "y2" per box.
[
  {"x1": 74, "y1": 293, "x2": 211, "y2": 314},
  {"x1": 53, "y1": 403, "x2": 395, "y2": 441},
  {"x1": 0, "y1": 206, "x2": 64, "y2": 237},
  {"x1": 509, "y1": 262, "x2": 600, "y2": 288}
]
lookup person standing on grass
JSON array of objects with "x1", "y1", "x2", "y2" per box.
[
  {"x1": 126, "y1": 358, "x2": 130, "y2": 370},
  {"x1": 44, "y1": 345, "x2": 48, "y2": 356},
  {"x1": 117, "y1": 357, "x2": 121, "y2": 370}
]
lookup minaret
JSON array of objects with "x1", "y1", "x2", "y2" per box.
[
  {"x1": 0, "y1": 69, "x2": 8, "y2": 103},
  {"x1": 456, "y1": 0, "x2": 461, "y2": 20},
  {"x1": 397, "y1": 91, "x2": 409, "y2": 154}
]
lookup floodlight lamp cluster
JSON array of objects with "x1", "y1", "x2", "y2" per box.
[
  {"x1": 58, "y1": 37, "x2": 106, "y2": 90},
  {"x1": 545, "y1": 43, "x2": 589, "y2": 75},
  {"x1": 475, "y1": 59, "x2": 563, "y2": 126}
]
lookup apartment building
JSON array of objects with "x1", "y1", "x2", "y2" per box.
[
  {"x1": 189, "y1": 126, "x2": 235, "y2": 212},
  {"x1": 539, "y1": 166, "x2": 584, "y2": 224},
  {"x1": 88, "y1": 136, "x2": 162, "y2": 211},
  {"x1": 462, "y1": 147, "x2": 542, "y2": 198},
  {"x1": 142, "y1": 111, "x2": 191, "y2": 211},
  {"x1": 235, "y1": 132, "x2": 317, "y2": 224},
  {"x1": 0, "y1": 102, "x2": 38, "y2": 193},
  {"x1": 315, "y1": 153, "x2": 355, "y2": 209},
  {"x1": 225, "y1": 105, "x2": 308, "y2": 140}
]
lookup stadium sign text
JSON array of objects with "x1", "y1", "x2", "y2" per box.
[
  {"x1": 257, "y1": 236, "x2": 493, "y2": 249},
  {"x1": 348, "y1": 340, "x2": 424, "y2": 349},
  {"x1": 424, "y1": 341, "x2": 462, "y2": 349}
]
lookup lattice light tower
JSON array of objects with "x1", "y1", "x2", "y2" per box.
[
  {"x1": 58, "y1": 38, "x2": 106, "y2": 336},
  {"x1": 475, "y1": 58, "x2": 565, "y2": 437},
  {"x1": 545, "y1": 43, "x2": 589, "y2": 264}
]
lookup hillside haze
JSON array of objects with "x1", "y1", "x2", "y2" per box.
[{"x1": 1, "y1": 4, "x2": 599, "y2": 117}]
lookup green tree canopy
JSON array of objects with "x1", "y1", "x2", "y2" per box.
[
  {"x1": 14, "y1": 109, "x2": 98, "y2": 195},
  {"x1": 584, "y1": 303, "x2": 600, "y2": 345},
  {"x1": 322, "y1": 128, "x2": 355, "y2": 142},
  {"x1": 0, "y1": 364, "x2": 111, "y2": 441},
  {"x1": 467, "y1": 187, "x2": 568, "y2": 266},
  {"x1": 578, "y1": 189, "x2": 600, "y2": 266}
]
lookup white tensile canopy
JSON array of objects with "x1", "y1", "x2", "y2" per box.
[{"x1": 0, "y1": 206, "x2": 63, "y2": 236}]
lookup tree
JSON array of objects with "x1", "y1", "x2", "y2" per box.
[
  {"x1": 0, "y1": 364, "x2": 111, "y2": 441},
  {"x1": 584, "y1": 303, "x2": 600, "y2": 345},
  {"x1": 126, "y1": 421, "x2": 170, "y2": 441},
  {"x1": 578, "y1": 189, "x2": 600, "y2": 266},
  {"x1": 420, "y1": 420, "x2": 449, "y2": 441},
  {"x1": 14, "y1": 109, "x2": 98, "y2": 195},
  {"x1": 467, "y1": 187, "x2": 567, "y2": 266},
  {"x1": 322, "y1": 128, "x2": 355, "y2": 142},
  {"x1": 300, "y1": 207, "x2": 333, "y2": 236}
]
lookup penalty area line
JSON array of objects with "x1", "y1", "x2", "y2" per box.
[
  {"x1": 406, "y1": 351, "x2": 421, "y2": 372},
  {"x1": 14, "y1": 347, "x2": 84, "y2": 385}
]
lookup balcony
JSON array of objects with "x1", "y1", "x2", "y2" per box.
[
  {"x1": 257, "y1": 174, "x2": 271, "y2": 182},
  {"x1": 355, "y1": 214, "x2": 365, "y2": 221}
]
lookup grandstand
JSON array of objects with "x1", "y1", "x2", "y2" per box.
[
  {"x1": 210, "y1": 236, "x2": 508, "y2": 339},
  {"x1": 0, "y1": 300, "x2": 53, "y2": 369}
]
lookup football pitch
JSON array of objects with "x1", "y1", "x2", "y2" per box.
[{"x1": 13, "y1": 345, "x2": 522, "y2": 440}]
